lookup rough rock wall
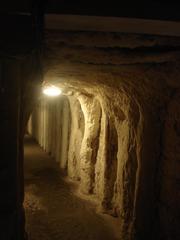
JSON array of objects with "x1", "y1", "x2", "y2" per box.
[
  {"x1": 28, "y1": 86, "x2": 152, "y2": 240},
  {"x1": 78, "y1": 95, "x2": 101, "y2": 194},
  {"x1": 67, "y1": 97, "x2": 84, "y2": 179},
  {"x1": 28, "y1": 31, "x2": 180, "y2": 240}
]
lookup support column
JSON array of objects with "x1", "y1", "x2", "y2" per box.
[
  {"x1": 60, "y1": 97, "x2": 70, "y2": 169},
  {"x1": 78, "y1": 95, "x2": 101, "y2": 194}
]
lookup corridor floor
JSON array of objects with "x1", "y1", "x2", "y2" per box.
[{"x1": 24, "y1": 136, "x2": 117, "y2": 240}]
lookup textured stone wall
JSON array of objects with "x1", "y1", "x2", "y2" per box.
[
  {"x1": 28, "y1": 31, "x2": 180, "y2": 240},
  {"x1": 28, "y1": 84, "x2": 158, "y2": 240}
]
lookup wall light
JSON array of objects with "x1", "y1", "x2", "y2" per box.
[{"x1": 42, "y1": 85, "x2": 62, "y2": 97}]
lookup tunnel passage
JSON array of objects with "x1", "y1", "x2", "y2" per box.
[
  {"x1": 23, "y1": 31, "x2": 180, "y2": 240},
  {"x1": 1, "y1": 5, "x2": 180, "y2": 239},
  {"x1": 27, "y1": 91, "x2": 125, "y2": 208},
  {"x1": 26, "y1": 81, "x2": 145, "y2": 239}
]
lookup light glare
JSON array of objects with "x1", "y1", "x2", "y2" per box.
[{"x1": 43, "y1": 85, "x2": 62, "y2": 96}]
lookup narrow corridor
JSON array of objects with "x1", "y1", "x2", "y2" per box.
[{"x1": 24, "y1": 136, "x2": 117, "y2": 240}]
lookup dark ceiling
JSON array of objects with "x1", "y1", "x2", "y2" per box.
[{"x1": 0, "y1": 0, "x2": 180, "y2": 21}]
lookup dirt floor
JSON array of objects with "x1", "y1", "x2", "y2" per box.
[{"x1": 24, "y1": 136, "x2": 118, "y2": 240}]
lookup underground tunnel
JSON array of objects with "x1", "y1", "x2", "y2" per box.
[
  {"x1": 24, "y1": 75, "x2": 149, "y2": 240},
  {"x1": 23, "y1": 28, "x2": 180, "y2": 239},
  {"x1": 1, "y1": 2, "x2": 180, "y2": 240}
]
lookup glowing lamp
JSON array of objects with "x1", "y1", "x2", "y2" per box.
[{"x1": 43, "y1": 85, "x2": 62, "y2": 97}]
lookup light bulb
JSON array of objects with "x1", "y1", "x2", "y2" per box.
[{"x1": 42, "y1": 85, "x2": 62, "y2": 96}]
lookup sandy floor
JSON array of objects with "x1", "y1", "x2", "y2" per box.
[{"x1": 24, "y1": 136, "x2": 118, "y2": 240}]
